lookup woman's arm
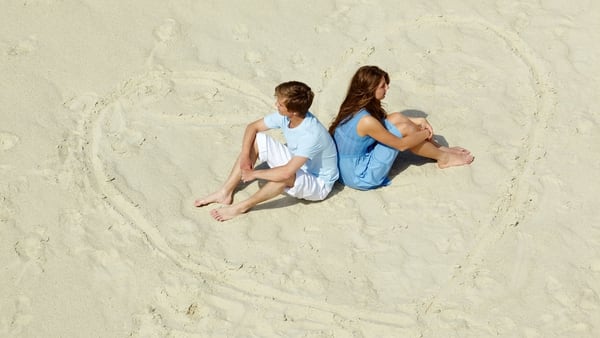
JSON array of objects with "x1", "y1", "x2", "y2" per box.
[
  {"x1": 357, "y1": 114, "x2": 431, "y2": 151},
  {"x1": 407, "y1": 116, "x2": 433, "y2": 139},
  {"x1": 387, "y1": 112, "x2": 434, "y2": 140}
]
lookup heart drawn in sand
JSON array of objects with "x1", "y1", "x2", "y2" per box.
[{"x1": 75, "y1": 15, "x2": 554, "y2": 330}]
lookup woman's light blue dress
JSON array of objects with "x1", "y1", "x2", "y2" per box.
[{"x1": 333, "y1": 109, "x2": 403, "y2": 190}]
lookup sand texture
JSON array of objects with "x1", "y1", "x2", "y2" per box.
[{"x1": 2, "y1": 1, "x2": 600, "y2": 337}]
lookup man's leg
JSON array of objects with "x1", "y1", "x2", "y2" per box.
[
  {"x1": 210, "y1": 177, "x2": 294, "y2": 222},
  {"x1": 194, "y1": 141, "x2": 259, "y2": 207}
]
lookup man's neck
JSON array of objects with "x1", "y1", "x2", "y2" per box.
[{"x1": 288, "y1": 114, "x2": 304, "y2": 128}]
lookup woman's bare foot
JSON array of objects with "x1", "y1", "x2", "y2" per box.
[
  {"x1": 210, "y1": 205, "x2": 244, "y2": 222},
  {"x1": 437, "y1": 151, "x2": 475, "y2": 169},
  {"x1": 193, "y1": 190, "x2": 233, "y2": 207}
]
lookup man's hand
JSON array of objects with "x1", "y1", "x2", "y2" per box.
[{"x1": 241, "y1": 168, "x2": 256, "y2": 183}]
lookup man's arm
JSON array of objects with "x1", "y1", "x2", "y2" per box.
[
  {"x1": 240, "y1": 118, "x2": 269, "y2": 170},
  {"x1": 241, "y1": 156, "x2": 307, "y2": 185}
]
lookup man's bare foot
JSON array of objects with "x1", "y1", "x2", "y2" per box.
[
  {"x1": 437, "y1": 151, "x2": 475, "y2": 169},
  {"x1": 193, "y1": 190, "x2": 233, "y2": 207},
  {"x1": 210, "y1": 205, "x2": 245, "y2": 222},
  {"x1": 440, "y1": 146, "x2": 471, "y2": 154}
]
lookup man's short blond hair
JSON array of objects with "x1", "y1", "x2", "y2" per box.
[{"x1": 275, "y1": 81, "x2": 314, "y2": 117}]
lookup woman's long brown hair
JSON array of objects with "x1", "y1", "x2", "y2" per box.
[{"x1": 328, "y1": 65, "x2": 390, "y2": 135}]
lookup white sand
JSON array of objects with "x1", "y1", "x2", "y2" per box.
[{"x1": 2, "y1": 1, "x2": 600, "y2": 336}]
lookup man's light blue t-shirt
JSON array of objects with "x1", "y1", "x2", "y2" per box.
[{"x1": 263, "y1": 111, "x2": 339, "y2": 187}]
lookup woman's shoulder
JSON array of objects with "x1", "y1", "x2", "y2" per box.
[
  {"x1": 341, "y1": 109, "x2": 369, "y2": 125},
  {"x1": 356, "y1": 108, "x2": 370, "y2": 117},
  {"x1": 356, "y1": 111, "x2": 380, "y2": 125},
  {"x1": 356, "y1": 111, "x2": 386, "y2": 136}
]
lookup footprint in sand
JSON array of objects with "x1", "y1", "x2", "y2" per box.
[
  {"x1": 14, "y1": 227, "x2": 48, "y2": 258},
  {"x1": 13, "y1": 226, "x2": 49, "y2": 286},
  {"x1": 0, "y1": 195, "x2": 16, "y2": 221},
  {"x1": 101, "y1": 103, "x2": 147, "y2": 156},
  {"x1": 1, "y1": 296, "x2": 33, "y2": 336},
  {"x1": 6, "y1": 36, "x2": 38, "y2": 57},
  {"x1": 0, "y1": 132, "x2": 20, "y2": 151},
  {"x1": 153, "y1": 19, "x2": 180, "y2": 44},
  {"x1": 149, "y1": 18, "x2": 202, "y2": 68},
  {"x1": 232, "y1": 23, "x2": 250, "y2": 41}
]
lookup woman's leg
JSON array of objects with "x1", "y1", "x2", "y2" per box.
[{"x1": 386, "y1": 113, "x2": 474, "y2": 168}]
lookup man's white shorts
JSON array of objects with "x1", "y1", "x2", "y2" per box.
[{"x1": 256, "y1": 133, "x2": 332, "y2": 201}]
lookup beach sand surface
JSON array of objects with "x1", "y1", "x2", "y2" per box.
[{"x1": 1, "y1": 1, "x2": 600, "y2": 336}]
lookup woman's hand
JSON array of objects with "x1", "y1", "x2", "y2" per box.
[
  {"x1": 413, "y1": 119, "x2": 433, "y2": 139},
  {"x1": 420, "y1": 124, "x2": 433, "y2": 140},
  {"x1": 415, "y1": 119, "x2": 433, "y2": 140}
]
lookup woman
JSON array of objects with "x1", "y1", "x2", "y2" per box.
[{"x1": 329, "y1": 65, "x2": 474, "y2": 190}]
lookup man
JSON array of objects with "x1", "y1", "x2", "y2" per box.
[{"x1": 194, "y1": 81, "x2": 338, "y2": 221}]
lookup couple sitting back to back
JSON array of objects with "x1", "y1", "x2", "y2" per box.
[{"x1": 195, "y1": 65, "x2": 474, "y2": 221}]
